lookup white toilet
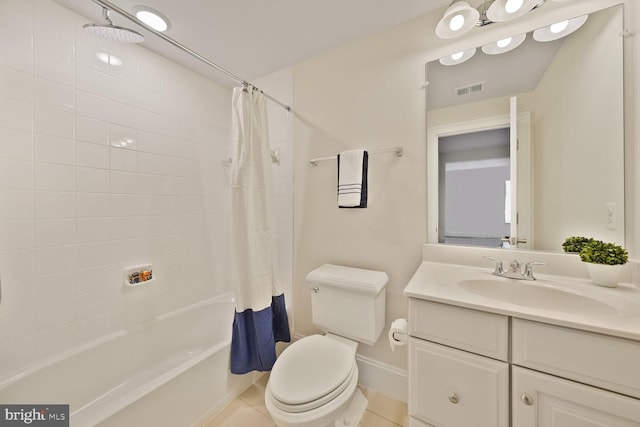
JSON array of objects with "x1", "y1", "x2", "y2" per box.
[{"x1": 265, "y1": 264, "x2": 388, "y2": 427}]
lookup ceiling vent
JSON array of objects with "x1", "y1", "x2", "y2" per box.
[{"x1": 455, "y1": 82, "x2": 484, "y2": 97}]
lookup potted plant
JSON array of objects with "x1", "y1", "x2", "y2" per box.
[
  {"x1": 562, "y1": 236, "x2": 595, "y2": 253},
  {"x1": 579, "y1": 240, "x2": 628, "y2": 287}
]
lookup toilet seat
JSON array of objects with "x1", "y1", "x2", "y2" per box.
[{"x1": 268, "y1": 335, "x2": 356, "y2": 413}]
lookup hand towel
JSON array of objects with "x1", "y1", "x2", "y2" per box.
[{"x1": 337, "y1": 149, "x2": 368, "y2": 208}]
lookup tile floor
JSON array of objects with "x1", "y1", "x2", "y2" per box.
[{"x1": 204, "y1": 374, "x2": 408, "y2": 426}]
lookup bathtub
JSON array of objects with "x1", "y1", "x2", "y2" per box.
[{"x1": 0, "y1": 292, "x2": 256, "y2": 427}]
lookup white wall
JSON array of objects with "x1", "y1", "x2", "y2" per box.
[{"x1": 0, "y1": 0, "x2": 233, "y2": 380}]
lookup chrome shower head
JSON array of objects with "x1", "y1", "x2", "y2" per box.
[{"x1": 83, "y1": 7, "x2": 144, "y2": 43}]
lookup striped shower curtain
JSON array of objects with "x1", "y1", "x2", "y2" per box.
[{"x1": 229, "y1": 85, "x2": 290, "y2": 375}]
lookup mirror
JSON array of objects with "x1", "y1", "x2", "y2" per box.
[{"x1": 426, "y1": 5, "x2": 625, "y2": 252}]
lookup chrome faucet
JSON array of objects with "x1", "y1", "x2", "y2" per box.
[{"x1": 483, "y1": 256, "x2": 547, "y2": 281}]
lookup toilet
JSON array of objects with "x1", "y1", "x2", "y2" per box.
[{"x1": 265, "y1": 264, "x2": 388, "y2": 427}]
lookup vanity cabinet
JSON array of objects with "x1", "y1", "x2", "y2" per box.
[{"x1": 407, "y1": 299, "x2": 640, "y2": 427}]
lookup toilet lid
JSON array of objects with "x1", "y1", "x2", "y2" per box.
[{"x1": 269, "y1": 335, "x2": 355, "y2": 407}]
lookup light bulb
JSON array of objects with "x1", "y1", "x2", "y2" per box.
[
  {"x1": 451, "y1": 51, "x2": 464, "y2": 60},
  {"x1": 496, "y1": 37, "x2": 512, "y2": 48},
  {"x1": 550, "y1": 20, "x2": 569, "y2": 34},
  {"x1": 505, "y1": 0, "x2": 524, "y2": 13},
  {"x1": 449, "y1": 14, "x2": 465, "y2": 32}
]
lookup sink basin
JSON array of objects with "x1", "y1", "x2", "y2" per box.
[{"x1": 457, "y1": 279, "x2": 617, "y2": 315}]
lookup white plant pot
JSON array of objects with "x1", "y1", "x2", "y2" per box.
[{"x1": 585, "y1": 263, "x2": 621, "y2": 288}]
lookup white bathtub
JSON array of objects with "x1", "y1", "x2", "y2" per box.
[{"x1": 0, "y1": 292, "x2": 255, "y2": 427}]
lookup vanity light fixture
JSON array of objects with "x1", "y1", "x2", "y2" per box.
[
  {"x1": 435, "y1": 1, "x2": 480, "y2": 39},
  {"x1": 436, "y1": 0, "x2": 546, "y2": 39},
  {"x1": 481, "y1": 33, "x2": 526, "y2": 55},
  {"x1": 533, "y1": 14, "x2": 588, "y2": 42},
  {"x1": 486, "y1": 0, "x2": 544, "y2": 22},
  {"x1": 132, "y1": 5, "x2": 171, "y2": 32},
  {"x1": 439, "y1": 47, "x2": 477, "y2": 66}
]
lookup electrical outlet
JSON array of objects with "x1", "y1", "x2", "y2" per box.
[{"x1": 605, "y1": 202, "x2": 616, "y2": 231}]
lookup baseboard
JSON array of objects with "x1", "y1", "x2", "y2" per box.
[{"x1": 356, "y1": 353, "x2": 408, "y2": 404}]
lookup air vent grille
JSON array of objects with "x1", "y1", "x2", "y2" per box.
[{"x1": 455, "y1": 82, "x2": 484, "y2": 97}]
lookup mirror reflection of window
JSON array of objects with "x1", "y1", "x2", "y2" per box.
[{"x1": 439, "y1": 128, "x2": 510, "y2": 247}]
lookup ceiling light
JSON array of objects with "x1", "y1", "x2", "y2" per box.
[
  {"x1": 482, "y1": 33, "x2": 527, "y2": 55},
  {"x1": 533, "y1": 15, "x2": 588, "y2": 42},
  {"x1": 132, "y1": 5, "x2": 170, "y2": 32},
  {"x1": 439, "y1": 48, "x2": 477, "y2": 66},
  {"x1": 436, "y1": 1, "x2": 480, "y2": 39},
  {"x1": 96, "y1": 52, "x2": 123, "y2": 66}
]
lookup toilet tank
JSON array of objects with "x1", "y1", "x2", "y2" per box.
[{"x1": 306, "y1": 264, "x2": 388, "y2": 346}]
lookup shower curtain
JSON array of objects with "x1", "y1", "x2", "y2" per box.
[{"x1": 229, "y1": 86, "x2": 290, "y2": 375}]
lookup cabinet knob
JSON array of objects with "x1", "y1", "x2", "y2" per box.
[
  {"x1": 521, "y1": 392, "x2": 534, "y2": 406},
  {"x1": 448, "y1": 392, "x2": 459, "y2": 404}
]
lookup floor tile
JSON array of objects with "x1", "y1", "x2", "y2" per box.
[
  {"x1": 361, "y1": 387, "x2": 408, "y2": 426},
  {"x1": 203, "y1": 399, "x2": 275, "y2": 427},
  {"x1": 359, "y1": 410, "x2": 403, "y2": 427}
]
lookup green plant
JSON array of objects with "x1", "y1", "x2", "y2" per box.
[
  {"x1": 579, "y1": 241, "x2": 628, "y2": 265},
  {"x1": 562, "y1": 236, "x2": 595, "y2": 253}
]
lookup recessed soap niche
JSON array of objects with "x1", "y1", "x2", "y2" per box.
[{"x1": 124, "y1": 264, "x2": 154, "y2": 287}]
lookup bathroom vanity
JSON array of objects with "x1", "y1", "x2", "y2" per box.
[{"x1": 403, "y1": 252, "x2": 640, "y2": 427}]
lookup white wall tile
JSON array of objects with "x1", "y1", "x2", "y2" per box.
[
  {"x1": 35, "y1": 191, "x2": 74, "y2": 219},
  {"x1": 0, "y1": 97, "x2": 33, "y2": 131},
  {"x1": 76, "y1": 90, "x2": 109, "y2": 120},
  {"x1": 0, "y1": 127, "x2": 33, "y2": 161},
  {"x1": 34, "y1": 49, "x2": 74, "y2": 87},
  {"x1": 0, "y1": 278, "x2": 33, "y2": 313},
  {"x1": 0, "y1": 309, "x2": 34, "y2": 344},
  {"x1": 34, "y1": 77, "x2": 74, "y2": 112},
  {"x1": 76, "y1": 167, "x2": 109, "y2": 193},
  {"x1": 33, "y1": 271, "x2": 77, "y2": 305},
  {"x1": 75, "y1": 63, "x2": 110, "y2": 97},
  {"x1": 35, "y1": 163, "x2": 75, "y2": 191},
  {"x1": 0, "y1": 0, "x2": 33, "y2": 45},
  {"x1": 0, "y1": 159, "x2": 33, "y2": 190},
  {"x1": 33, "y1": 20, "x2": 74, "y2": 61},
  {"x1": 75, "y1": 242, "x2": 110, "y2": 269},
  {"x1": 0, "y1": 66, "x2": 33, "y2": 103},
  {"x1": 34, "y1": 106, "x2": 74, "y2": 139},
  {"x1": 35, "y1": 245, "x2": 75, "y2": 276},
  {"x1": 0, "y1": 34, "x2": 32, "y2": 74},
  {"x1": 0, "y1": 190, "x2": 33, "y2": 220},
  {"x1": 110, "y1": 171, "x2": 137, "y2": 194},
  {"x1": 76, "y1": 193, "x2": 109, "y2": 218},
  {"x1": 110, "y1": 217, "x2": 140, "y2": 240},
  {"x1": 0, "y1": 249, "x2": 34, "y2": 281},
  {"x1": 35, "y1": 134, "x2": 75, "y2": 165},
  {"x1": 34, "y1": 297, "x2": 76, "y2": 333},
  {"x1": 35, "y1": 219, "x2": 75, "y2": 247},
  {"x1": 76, "y1": 141, "x2": 109, "y2": 169},
  {"x1": 0, "y1": 220, "x2": 33, "y2": 250},
  {"x1": 76, "y1": 116, "x2": 109, "y2": 145},
  {"x1": 110, "y1": 147, "x2": 137, "y2": 172},
  {"x1": 76, "y1": 218, "x2": 109, "y2": 244}
]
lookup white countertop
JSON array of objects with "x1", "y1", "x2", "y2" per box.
[{"x1": 404, "y1": 261, "x2": 640, "y2": 341}]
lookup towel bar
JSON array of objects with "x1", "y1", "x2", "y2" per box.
[{"x1": 309, "y1": 146, "x2": 403, "y2": 166}]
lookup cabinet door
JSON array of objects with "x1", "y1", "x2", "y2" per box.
[
  {"x1": 513, "y1": 366, "x2": 640, "y2": 427},
  {"x1": 409, "y1": 338, "x2": 509, "y2": 427}
]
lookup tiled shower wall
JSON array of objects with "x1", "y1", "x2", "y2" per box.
[{"x1": 0, "y1": 0, "x2": 295, "y2": 381}]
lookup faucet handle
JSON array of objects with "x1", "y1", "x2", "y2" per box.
[
  {"x1": 523, "y1": 261, "x2": 548, "y2": 280},
  {"x1": 483, "y1": 256, "x2": 504, "y2": 274}
]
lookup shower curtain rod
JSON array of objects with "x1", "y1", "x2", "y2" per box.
[{"x1": 90, "y1": 0, "x2": 292, "y2": 113}]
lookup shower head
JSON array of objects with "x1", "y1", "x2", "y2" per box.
[{"x1": 83, "y1": 7, "x2": 145, "y2": 43}]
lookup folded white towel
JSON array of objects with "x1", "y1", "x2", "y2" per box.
[{"x1": 337, "y1": 149, "x2": 368, "y2": 208}]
